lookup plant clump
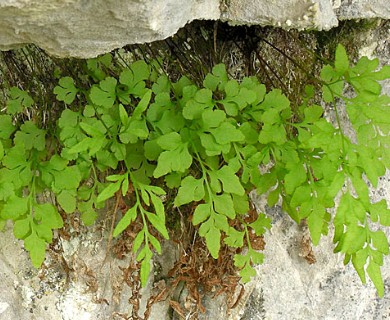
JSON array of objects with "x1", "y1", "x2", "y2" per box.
[{"x1": 0, "y1": 23, "x2": 390, "y2": 315}]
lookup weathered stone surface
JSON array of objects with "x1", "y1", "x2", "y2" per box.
[
  {"x1": 0, "y1": 0, "x2": 220, "y2": 58},
  {"x1": 244, "y1": 173, "x2": 390, "y2": 320},
  {"x1": 335, "y1": 0, "x2": 390, "y2": 20},
  {"x1": 221, "y1": 0, "x2": 339, "y2": 31},
  {"x1": 0, "y1": 0, "x2": 389, "y2": 58},
  {"x1": 0, "y1": 222, "x2": 64, "y2": 320}
]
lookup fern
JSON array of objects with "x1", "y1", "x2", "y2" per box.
[{"x1": 0, "y1": 46, "x2": 389, "y2": 295}]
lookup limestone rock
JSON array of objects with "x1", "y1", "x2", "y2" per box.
[
  {"x1": 221, "y1": 0, "x2": 338, "y2": 31},
  {"x1": 0, "y1": 0, "x2": 220, "y2": 58},
  {"x1": 0, "y1": 0, "x2": 389, "y2": 58},
  {"x1": 335, "y1": 0, "x2": 390, "y2": 20}
]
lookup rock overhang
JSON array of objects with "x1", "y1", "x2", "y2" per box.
[{"x1": 0, "y1": 0, "x2": 389, "y2": 58}]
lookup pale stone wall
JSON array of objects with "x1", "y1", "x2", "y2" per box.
[{"x1": 0, "y1": 0, "x2": 389, "y2": 58}]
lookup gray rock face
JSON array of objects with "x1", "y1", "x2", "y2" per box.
[
  {"x1": 335, "y1": 0, "x2": 390, "y2": 20},
  {"x1": 245, "y1": 174, "x2": 390, "y2": 320},
  {"x1": 221, "y1": 0, "x2": 338, "y2": 31},
  {"x1": 247, "y1": 202, "x2": 390, "y2": 320},
  {"x1": 0, "y1": 0, "x2": 389, "y2": 58},
  {"x1": 0, "y1": 0, "x2": 220, "y2": 58}
]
